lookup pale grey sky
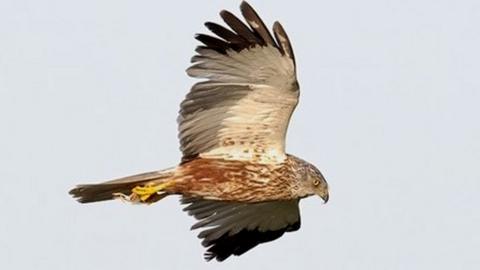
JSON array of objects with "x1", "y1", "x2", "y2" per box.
[{"x1": 1, "y1": 0, "x2": 479, "y2": 269}]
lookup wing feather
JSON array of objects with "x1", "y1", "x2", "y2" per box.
[
  {"x1": 181, "y1": 197, "x2": 301, "y2": 261},
  {"x1": 179, "y1": 2, "x2": 298, "y2": 163},
  {"x1": 273, "y1": 21, "x2": 296, "y2": 64},
  {"x1": 204, "y1": 22, "x2": 247, "y2": 47},
  {"x1": 220, "y1": 10, "x2": 261, "y2": 44},
  {"x1": 240, "y1": 1, "x2": 276, "y2": 46}
]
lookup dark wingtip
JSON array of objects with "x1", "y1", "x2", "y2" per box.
[
  {"x1": 272, "y1": 21, "x2": 295, "y2": 65},
  {"x1": 201, "y1": 225, "x2": 300, "y2": 262},
  {"x1": 194, "y1": 2, "x2": 294, "y2": 62},
  {"x1": 239, "y1": 1, "x2": 258, "y2": 19},
  {"x1": 204, "y1": 252, "x2": 215, "y2": 262},
  {"x1": 219, "y1": 9, "x2": 232, "y2": 20},
  {"x1": 240, "y1": 1, "x2": 251, "y2": 9}
]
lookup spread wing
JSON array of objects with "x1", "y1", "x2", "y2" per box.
[
  {"x1": 179, "y1": 1, "x2": 299, "y2": 164},
  {"x1": 181, "y1": 197, "x2": 301, "y2": 261}
]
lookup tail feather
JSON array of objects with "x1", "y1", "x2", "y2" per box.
[{"x1": 69, "y1": 169, "x2": 174, "y2": 203}]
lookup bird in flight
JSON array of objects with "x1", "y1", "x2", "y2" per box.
[{"x1": 70, "y1": 1, "x2": 329, "y2": 262}]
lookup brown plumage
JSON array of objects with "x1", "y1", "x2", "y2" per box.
[
  {"x1": 162, "y1": 155, "x2": 307, "y2": 202},
  {"x1": 69, "y1": 1, "x2": 329, "y2": 262}
]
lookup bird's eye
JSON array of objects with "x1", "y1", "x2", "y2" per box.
[{"x1": 313, "y1": 180, "x2": 320, "y2": 186}]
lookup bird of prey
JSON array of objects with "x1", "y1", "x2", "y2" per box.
[{"x1": 69, "y1": 1, "x2": 329, "y2": 262}]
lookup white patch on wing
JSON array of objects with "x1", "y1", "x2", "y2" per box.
[{"x1": 248, "y1": 20, "x2": 260, "y2": 29}]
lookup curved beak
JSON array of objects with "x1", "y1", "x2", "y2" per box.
[{"x1": 320, "y1": 193, "x2": 329, "y2": 204}]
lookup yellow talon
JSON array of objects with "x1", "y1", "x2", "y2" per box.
[{"x1": 131, "y1": 182, "x2": 173, "y2": 202}]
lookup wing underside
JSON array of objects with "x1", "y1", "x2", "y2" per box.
[
  {"x1": 178, "y1": 1, "x2": 299, "y2": 164},
  {"x1": 181, "y1": 197, "x2": 301, "y2": 261}
]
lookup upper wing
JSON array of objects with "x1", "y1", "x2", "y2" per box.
[
  {"x1": 179, "y1": 1, "x2": 299, "y2": 164},
  {"x1": 181, "y1": 197, "x2": 301, "y2": 261}
]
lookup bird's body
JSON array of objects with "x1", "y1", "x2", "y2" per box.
[
  {"x1": 129, "y1": 155, "x2": 321, "y2": 203},
  {"x1": 70, "y1": 1, "x2": 329, "y2": 261},
  {"x1": 174, "y1": 155, "x2": 305, "y2": 202}
]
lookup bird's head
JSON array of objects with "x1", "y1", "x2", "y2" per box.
[{"x1": 303, "y1": 163, "x2": 329, "y2": 203}]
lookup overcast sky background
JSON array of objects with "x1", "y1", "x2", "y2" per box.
[{"x1": 1, "y1": 0, "x2": 479, "y2": 269}]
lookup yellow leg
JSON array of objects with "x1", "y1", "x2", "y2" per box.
[{"x1": 131, "y1": 181, "x2": 173, "y2": 202}]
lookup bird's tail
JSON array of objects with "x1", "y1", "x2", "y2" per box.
[{"x1": 69, "y1": 169, "x2": 175, "y2": 204}]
